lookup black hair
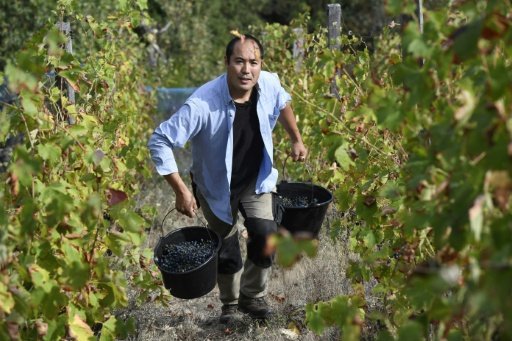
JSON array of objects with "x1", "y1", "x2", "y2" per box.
[{"x1": 225, "y1": 34, "x2": 264, "y2": 62}]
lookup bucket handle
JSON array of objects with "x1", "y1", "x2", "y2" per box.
[
  {"x1": 280, "y1": 154, "x2": 314, "y2": 183},
  {"x1": 280, "y1": 153, "x2": 318, "y2": 204},
  {"x1": 159, "y1": 206, "x2": 212, "y2": 240}
]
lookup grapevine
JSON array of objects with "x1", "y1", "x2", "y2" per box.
[{"x1": 260, "y1": 2, "x2": 512, "y2": 339}]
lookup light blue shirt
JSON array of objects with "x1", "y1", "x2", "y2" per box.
[{"x1": 148, "y1": 71, "x2": 291, "y2": 224}]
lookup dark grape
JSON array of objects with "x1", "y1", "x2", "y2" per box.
[
  {"x1": 279, "y1": 195, "x2": 318, "y2": 208},
  {"x1": 0, "y1": 134, "x2": 24, "y2": 173},
  {"x1": 155, "y1": 239, "x2": 215, "y2": 273}
]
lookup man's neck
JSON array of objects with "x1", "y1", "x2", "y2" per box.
[{"x1": 231, "y1": 89, "x2": 253, "y2": 103}]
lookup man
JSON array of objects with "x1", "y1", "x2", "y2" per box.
[{"x1": 148, "y1": 34, "x2": 307, "y2": 323}]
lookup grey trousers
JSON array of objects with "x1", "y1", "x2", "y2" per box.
[{"x1": 196, "y1": 183, "x2": 274, "y2": 305}]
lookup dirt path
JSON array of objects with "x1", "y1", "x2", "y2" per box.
[{"x1": 117, "y1": 146, "x2": 356, "y2": 340}]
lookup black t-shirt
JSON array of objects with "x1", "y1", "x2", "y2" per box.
[{"x1": 230, "y1": 90, "x2": 264, "y2": 201}]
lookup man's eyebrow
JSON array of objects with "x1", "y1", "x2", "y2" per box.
[{"x1": 233, "y1": 56, "x2": 259, "y2": 62}]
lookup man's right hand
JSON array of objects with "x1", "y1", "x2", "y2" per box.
[
  {"x1": 175, "y1": 188, "x2": 198, "y2": 218},
  {"x1": 164, "y1": 173, "x2": 198, "y2": 218}
]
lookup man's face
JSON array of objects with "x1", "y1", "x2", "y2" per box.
[{"x1": 226, "y1": 38, "x2": 262, "y2": 101}]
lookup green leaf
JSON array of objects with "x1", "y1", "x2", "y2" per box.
[
  {"x1": 371, "y1": 88, "x2": 403, "y2": 129},
  {"x1": 112, "y1": 207, "x2": 145, "y2": 233},
  {"x1": 11, "y1": 146, "x2": 42, "y2": 187},
  {"x1": 385, "y1": 0, "x2": 415, "y2": 16},
  {"x1": 21, "y1": 91, "x2": 40, "y2": 116},
  {"x1": 29, "y1": 264, "x2": 51, "y2": 287},
  {"x1": 335, "y1": 144, "x2": 355, "y2": 171},
  {"x1": 136, "y1": 0, "x2": 148, "y2": 11},
  {"x1": 272, "y1": 233, "x2": 318, "y2": 268},
  {"x1": 68, "y1": 124, "x2": 89, "y2": 138},
  {"x1": 31, "y1": 284, "x2": 68, "y2": 319},
  {"x1": 37, "y1": 143, "x2": 62, "y2": 164},
  {"x1": 5, "y1": 63, "x2": 38, "y2": 93},
  {"x1": 451, "y1": 19, "x2": 483, "y2": 62},
  {"x1": 306, "y1": 303, "x2": 327, "y2": 334},
  {"x1": 408, "y1": 38, "x2": 432, "y2": 58},
  {"x1": 60, "y1": 240, "x2": 90, "y2": 290},
  {"x1": 362, "y1": 229, "x2": 376, "y2": 248},
  {"x1": 44, "y1": 315, "x2": 67, "y2": 341},
  {"x1": 398, "y1": 320, "x2": 425, "y2": 341},
  {"x1": 100, "y1": 315, "x2": 134, "y2": 340}
]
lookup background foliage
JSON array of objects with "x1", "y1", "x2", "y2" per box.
[
  {"x1": 1, "y1": 0, "x2": 511, "y2": 340},
  {"x1": 0, "y1": 1, "x2": 163, "y2": 339},
  {"x1": 262, "y1": 0, "x2": 512, "y2": 339}
]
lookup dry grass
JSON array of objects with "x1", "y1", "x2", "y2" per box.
[{"x1": 118, "y1": 156, "x2": 368, "y2": 340}]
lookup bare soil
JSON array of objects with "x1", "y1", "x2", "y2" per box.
[{"x1": 118, "y1": 148, "x2": 359, "y2": 340}]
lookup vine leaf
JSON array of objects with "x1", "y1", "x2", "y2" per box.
[
  {"x1": 68, "y1": 314, "x2": 94, "y2": 341},
  {"x1": 469, "y1": 195, "x2": 485, "y2": 242},
  {"x1": 106, "y1": 188, "x2": 128, "y2": 206},
  {"x1": 0, "y1": 282, "x2": 15, "y2": 314},
  {"x1": 335, "y1": 144, "x2": 355, "y2": 171},
  {"x1": 37, "y1": 143, "x2": 62, "y2": 164}
]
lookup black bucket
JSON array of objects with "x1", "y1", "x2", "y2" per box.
[
  {"x1": 275, "y1": 181, "x2": 333, "y2": 237},
  {"x1": 154, "y1": 226, "x2": 222, "y2": 299}
]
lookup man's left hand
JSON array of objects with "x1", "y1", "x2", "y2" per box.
[{"x1": 290, "y1": 141, "x2": 308, "y2": 162}]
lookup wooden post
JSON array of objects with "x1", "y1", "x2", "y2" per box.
[
  {"x1": 327, "y1": 4, "x2": 342, "y2": 50},
  {"x1": 416, "y1": 0, "x2": 424, "y2": 66},
  {"x1": 292, "y1": 27, "x2": 304, "y2": 71},
  {"x1": 327, "y1": 4, "x2": 341, "y2": 99},
  {"x1": 417, "y1": 0, "x2": 424, "y2": 34},
  {"x1": 56, "y1": 21, "x2": 75, "y2": 124}
]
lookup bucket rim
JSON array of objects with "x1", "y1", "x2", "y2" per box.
[
  {"x1": 276, "y1": 181, "x2": 333, "y2": 207},
  {"x1": 154, "y1": 226, "x2": 221, "y2": 275}
]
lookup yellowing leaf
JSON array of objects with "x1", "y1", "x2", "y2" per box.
[
  {"x1": 29, "y1": 264, "x2": 50, "y2": 287},
  {"x1": 0, "y1": 282, "x2": 15, "y2": 314},
  {"x1": 69, "y1": 314, "x2": 94, "y2": 341},
  {"x1": 469, "y1": 195, "x2": 485, "y2": 242},
  {"x1": 230, "y1": 30, "x2": 242, "y2": 37},
  {"x1": 454, "y1": 89, "x2": 476, "y2": 122}
]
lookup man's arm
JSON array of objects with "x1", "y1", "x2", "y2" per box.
[{"x1": 278, "y1": 103, "x2": 308, "y2": 161}]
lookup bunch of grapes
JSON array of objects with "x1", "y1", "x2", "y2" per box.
[
  {"x1": 156, "y1": 239, "x2": 215, "y2": 273},
  {"x1": 0, "y1": 134, "x2": 24, "y2": 173}
]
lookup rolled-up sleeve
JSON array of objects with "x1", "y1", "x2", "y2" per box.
[{"x1": 147, "y1": 103, "x2": 201, "y2": 175}]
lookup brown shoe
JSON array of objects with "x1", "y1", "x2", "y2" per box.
[
  {"x1": 219, "y1": 304, "x2": 238, "y2": 324},
  {"x1": 238, "y1": 293, "x2": 272, "y2": 319}
]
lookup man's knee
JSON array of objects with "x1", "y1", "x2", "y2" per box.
[
  {"x1": 217, "y1": 231, "x2": 243, "y2": 274},
  {"x1": 244, "y1": 218, "x2": 277, "y2": 268}
]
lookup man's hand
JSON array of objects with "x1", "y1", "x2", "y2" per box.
[
  {"x1": 164, "y1": 173, "x2": 198, "y2": 218},
  {"x1": 290, "y1": 141, "x2": 308, "y2": 162},
  {"x1": 174, "y1": 188, "x2": 198, "y2": 218}
]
